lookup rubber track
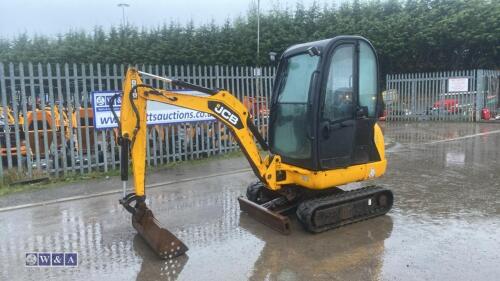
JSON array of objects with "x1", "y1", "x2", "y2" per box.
[
  {"x1": 296, "y1": 186, "x2": 393, "y2": 233},
  {"x1": 246, "y1": 181, "x2": 280, "y2": 204}
]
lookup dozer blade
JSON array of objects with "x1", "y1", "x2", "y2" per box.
[
  {"x1": 238, "y1": 196, "x2": 291, "y2": 235},
  {"x1": 132, "y1": 206, "x2": 188, "y2": 259}
]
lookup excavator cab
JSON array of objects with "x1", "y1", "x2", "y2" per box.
[{"x1": 270, "y1": 36, "x2": 382, "y2": 171}]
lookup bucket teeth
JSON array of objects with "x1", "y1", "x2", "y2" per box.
[{"x1": 132, "y1": 206, "x2": 188, "y2": 259}]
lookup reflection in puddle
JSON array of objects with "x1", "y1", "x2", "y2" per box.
[
  {"x1": 445, "y1": 152, "x2": 465, "y2": 167},
  {"x1": 134, "y1": 235, "x2": 189, "y2": 281},
  {"x1": 240, "y1": 215, "x2": 394, "y2": 281},
  {"x1": 381, "y1": 121, "x2": 500, "y2": 145}
]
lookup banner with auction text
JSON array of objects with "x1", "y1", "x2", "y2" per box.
[{"x1": 91, "y1": 90, "x2": 215, "y2": 129}]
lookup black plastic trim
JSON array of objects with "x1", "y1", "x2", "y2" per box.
[
  {"x1": 172, "y1": 79, "x2": 218, "y2": 95},
  {"x1": 246, "y1": 116, "x2": 269, "y2": 151}
]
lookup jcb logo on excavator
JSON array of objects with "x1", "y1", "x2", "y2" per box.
[
  {"x1": 215, "y1": 105, "x2": 238, "y2": 125},
  {"x1": 208, "y1": 101, "x2": 243, "y2": 129}
]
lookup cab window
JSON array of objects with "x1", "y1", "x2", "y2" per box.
[
  {"x1": 358, "y1": 41, "x2": 378, "y2": 117},
  {"x1": 271, "y1": 53, "x2": 319, "y2": 160},
  {"x1": 323, "y1": 44, "x2": 354, "y2": 121}
]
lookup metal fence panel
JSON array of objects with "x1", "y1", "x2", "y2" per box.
[
  {"x1": 1, "y1": 63, "x2": 497, "y2": 181},
  {"x1": 0, "y1": 63, "x2": 275, "y2": 180},
  {"x1": 386, "y1": 69, "x2": 499, "y2": 122},
  {"x1": 481, "y1": 70, "x2": 500, "y2": 117}
]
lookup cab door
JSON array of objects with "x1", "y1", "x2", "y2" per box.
[
  {"x1": 352, "y1": 40, "x2": 382, "y2": 164},
  {"x1": 318, "y1": 42, "x2": 357, "y2": 169},
  {"x1": 318, "y1": 39, "x2": 382, "y2": 170}
]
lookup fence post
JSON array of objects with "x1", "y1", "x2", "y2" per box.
[
  {"x1": 106, "y1": 64, "x2": 116, "y2": 170},
  {"x1": 28, "y1": 63, "x2": 41, "y2": 173},
  {"x1": 0, "y1": 63, "x2": 12, "y2": 170},
  {"x1": 73, "y1": 63, "x2": 84, "y2": 174},
  {"x1": 47, "y1": 63, "x2": 60, "y2": 176},
  {"x1": 80, "y1": 64, "x2": 92, "y2": 173},
  {"x1": 19, "y1": 63, "x2": 33, "y2": 177},
  {"x1": 55, "y1": 63, "x2": 68, "y2": 174},
  {"x1": 8, "y1": 63, "x2": 23, "y2": 172},
  {"x1": 215, "y1": 65, "x2": 222, "y2": 154},
  {"x1": 439, "y1": 71, "x2": 445, "y2": 122},
  {"x1": 65, "y1": 63, "x2": 76, "y2": 172},
  {"x1": 475, "y1": 69, "x2": 485, "y2": 122},
  {"x1": 37, "y1": 64, "x2": 50, "y2": 173}
]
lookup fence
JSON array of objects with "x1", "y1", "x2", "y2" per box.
[
  {"x1": 385, "y1": 69, "x2": 500, "y2": 122},
  {"x1": 0, "y1": 62, "x2": 275, "y2": 179}
]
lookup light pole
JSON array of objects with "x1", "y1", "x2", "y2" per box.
[
  {"x1": 255, "y1": 0, "x2": 262, "y2": 129},
  {"x1": 117, "y1": 3, "x2": 130, "y2": 27},
  {"x1": 256, "y1": 0, "x2": 260, "y2": 66}
]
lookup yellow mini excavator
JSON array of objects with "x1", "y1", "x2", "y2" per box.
[{"x1": 112, "y1": 36, "x2": 393, "y2": 259}]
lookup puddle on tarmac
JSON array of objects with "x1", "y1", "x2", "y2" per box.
[{"x1": 0, "y1": 122, "x2": 499, "y2": 280}]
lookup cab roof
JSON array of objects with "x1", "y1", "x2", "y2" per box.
[{"x1": 281, "y1": 35, "x2": 370, "y2": 58}]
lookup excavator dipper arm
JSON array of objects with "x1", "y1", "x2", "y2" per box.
[{"x1": 115, "y1": 67, "x2": 281, "y2": 259}]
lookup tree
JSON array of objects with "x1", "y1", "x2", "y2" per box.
[{"x1": 0, "y1": 0, "x2": 498, "y2": 77}]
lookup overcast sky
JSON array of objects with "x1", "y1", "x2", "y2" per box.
[{"x1": 0, "y1": 0, "x2": 348, "y2": 39}]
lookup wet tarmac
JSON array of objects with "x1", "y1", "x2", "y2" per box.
[{"x1": 0, "y1": 122, "x2": 499, "y2": 281}]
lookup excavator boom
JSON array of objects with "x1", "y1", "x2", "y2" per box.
[
  {"x1": 119, "y1": 69, "x2": 270, "y2": 197},
  {"x1": 116, "y1": 68, "x2": 278, "y2": 258}
]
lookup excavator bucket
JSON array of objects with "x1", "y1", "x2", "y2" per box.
[{"x1": 132, "y1": 203, "x2": 188, "y2": 259}]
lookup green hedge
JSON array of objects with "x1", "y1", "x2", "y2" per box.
[{"x1": 0, "y1": 0, "x2": 498, "y2": 77}]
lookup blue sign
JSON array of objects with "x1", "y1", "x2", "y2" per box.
[
  {"x1": 51, "y1": 253, "x2": 64, "y2": 266},
  {"x1": 91, "y1": 90, "x2": 214, "y2": 130},
  {"x1": 38, "y1": 253, "x2": 51, "y2": 266},
  {"x1": 25, "y1": 252, "x2": 78, "y2": 267},
  {"x1": 64, "y1": 253, "x2": 78, "y2": 266}
]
